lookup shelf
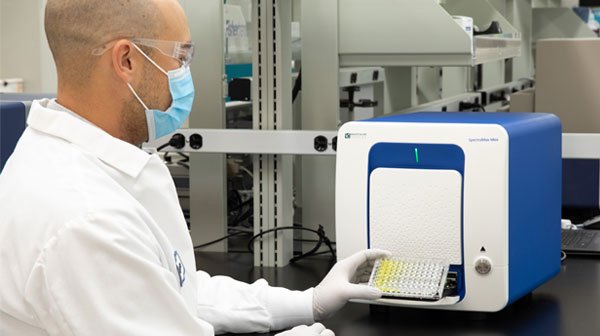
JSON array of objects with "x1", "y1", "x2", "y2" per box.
[
  {"x1": 338, "y1": 0, "x2": 521, "y2": 67},
  {"x1": 474, "y1": 33, "x2": 522, "y2": 64},
  {"x1": 396, "y1": 93, "x2": 482, "y2": 114},
  {"x1": 338, "y1": 67, "x2": 385, "y2": 87}
]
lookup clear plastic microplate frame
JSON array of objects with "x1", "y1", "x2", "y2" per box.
[{"x1": 368, "y1": 257, "x2": 450, "y2": 301}]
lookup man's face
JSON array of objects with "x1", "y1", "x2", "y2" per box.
[{"x1": 121, "y1": 0, "x2": 192, "y2": 144}]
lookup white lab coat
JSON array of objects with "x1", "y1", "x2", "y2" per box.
[{"x1": 0, "y1": 99, "x2": 314, "y2": 335}]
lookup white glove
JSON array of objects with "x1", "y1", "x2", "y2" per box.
[
  {"x1": 313, "y1": 249, "x2": 391, "y2": 321},
  {"x1": 275, "y1": 323, "x2": 335, "y2": 336}
]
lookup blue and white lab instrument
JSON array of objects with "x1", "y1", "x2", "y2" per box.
[{"x1": 336, "y1": 112, "x2": 562, "y2": 312}]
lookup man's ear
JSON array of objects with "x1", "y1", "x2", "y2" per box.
[{"x1": 111, "y1": 40, "x2": 136, "y2": 84}]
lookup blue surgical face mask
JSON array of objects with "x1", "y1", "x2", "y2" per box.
[{"x1": 127, "y1": 43, "x2": 195, "y2": 141}]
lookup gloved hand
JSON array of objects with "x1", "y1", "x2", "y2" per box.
[
  {"x1": 275, "y1": 323, "x2": 335, "y2": 336},
  {"x1": 313, "y1": 249, "x2": 391, "y2": 321}
]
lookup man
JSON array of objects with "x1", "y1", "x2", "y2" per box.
[{"x1": 0, "y1": 0, "x2": 389, "y2": 335}]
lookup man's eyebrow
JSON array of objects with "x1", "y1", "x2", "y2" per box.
[{"x1": 181, "y1": 42, "x2": 194, "y2": 50}]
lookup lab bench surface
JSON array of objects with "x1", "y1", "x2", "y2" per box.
[{"x1": 195, "y1": 252, "x2": 600, "y2": 336}]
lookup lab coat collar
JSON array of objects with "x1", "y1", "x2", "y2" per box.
[{"x1": 27, "y1": 99, "x2": 152, "y2": 178}]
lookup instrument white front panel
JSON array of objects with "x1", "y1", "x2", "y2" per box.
[{"x1": 369, "y1": 168, "x2": 462, "y2": 265}]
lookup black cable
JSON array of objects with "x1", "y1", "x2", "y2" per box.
[
  {"x1": 193, "y1": 231, "x2": 248, "y2": 250},
  {"x1": 193, "y1": 224, "x2": 335, "y2": 262},
  {"x1": 458, "y1": 101, "x2": 486, "y2": 112},
  {"x1": 292, "y1": 225, "x2": 335, "y2": 263},
  {"x1": 157, "y1": 134, "x2": 186, "y2": 153},
  {"x1": 163, "y1": 151, "x2": 188, "y2": 165},
  {"x1": 177, "y1": 152, "x2": 190, "y2": 162},
  {"x1": 227, "y1": 190, "x2": 244, "y2": 226},
  {"x1": 247, "y1": 225, "x2": 336, "y2": 262},
  {"x1": 295, "y1": 239, "x2": 336, "y2": 245},
  {"x1": 230, "y1": 208, "x2": 252, "y2": 227},
  {"x1": 227, "y1": 226, "x2": 254, "y2": 234},
  {"x1": 156, "y1": 142, "x2": 170, "y2": 152},
  {"x1": 291, "y1": 223, "x2": 336, "y2": 259},
  {"x1": 229, "y1": 198, "x2": 253, "y2": 213},
  {"x1": 229, "y1": 198, "x2": 253, "y2": 227},
  {"x1": 319, "y1": 227, "x2": 336, "y2": 262},
  {"x1": 291, "y1": 229, "x2": 325, "y2": 263},
  {"x1": 247, "y1": 226, "x2": 319, "y2": 251},
  {"x1": 307, "y1": 250, "x2": 338, "y2": 257}
]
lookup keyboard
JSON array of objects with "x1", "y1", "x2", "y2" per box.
[{"x1": 562, "y1": 230, "x2": 598, "y2": 249}]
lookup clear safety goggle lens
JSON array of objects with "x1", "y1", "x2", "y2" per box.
[{"x1": 92, "y1": 38, "x2": 195, "y2": 67}]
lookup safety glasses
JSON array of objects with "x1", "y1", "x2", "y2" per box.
[{"x1": 92, "y1": 38, "x2": 195, "y2": 67}]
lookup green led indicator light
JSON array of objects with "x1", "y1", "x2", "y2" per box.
[{"x1": 415, "y1": 148, "x2": 419, "y2": 163}]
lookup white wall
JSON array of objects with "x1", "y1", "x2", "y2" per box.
[{"x1": 0, "y1": 0, "x2": 57, "y2": 93}]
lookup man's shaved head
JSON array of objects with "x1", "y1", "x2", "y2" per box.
[
  {"x1": 45, "y1": 0, "x2": 191, "y2": 145},
  {"x1": 45, "y1": 0, "x2": 161, "y2": 85}
]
